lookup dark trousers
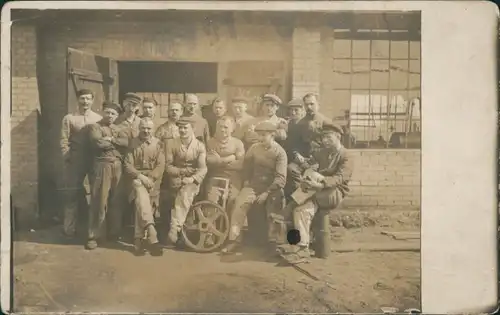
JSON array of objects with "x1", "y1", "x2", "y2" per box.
[{"x1": 88, "y1": 159, "x2": 123, "y2": 240}]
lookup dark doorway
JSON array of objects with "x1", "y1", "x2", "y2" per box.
[{"x1": 118, "y1": 61, "x2": 218, "y2": 102}]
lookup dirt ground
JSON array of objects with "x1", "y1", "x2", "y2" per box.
[{"x1": 13, "y1": 224, "x2": 420, "y2": 313}]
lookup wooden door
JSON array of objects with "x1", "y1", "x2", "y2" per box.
[
  {"x1": 67, "y1": 48, "x2": 119, "y2": 115},
  {"x1": 224, "y1": 61, "x2": 287, "y2": 117}
]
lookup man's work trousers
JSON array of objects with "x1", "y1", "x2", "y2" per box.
[
  {"x1": 285, "y1": 162, "x2": 306, "y2": 197},
  {"x1": 88, "y1": 159, "x2": 122, "y2": 240},
  {"x1": 292, "y1": 188, "x2": 342, "y2": 247},
  {"x1": 62, "y1": 156, "x2": 91, "y2": 236},
  {"x1": 228, "y1": 187, "x2": 259, "y2": 241},
  {"x1": 130, "y1": 179, "x2": 158, "y2": 244},
  {"x1": 170, "y1": 183, "x2": 200, "y2": 233}
]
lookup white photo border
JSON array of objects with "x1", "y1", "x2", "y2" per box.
[{"x1": 1, "y1": 1, "x2": 498, "y2": 313}]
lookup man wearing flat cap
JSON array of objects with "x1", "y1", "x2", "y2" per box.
[
  {"x1": 163, "y1": 115, "x2": 207, "y2": 246},
  {"x1": 285, "y1": 121, "x2": 354, "y2": 263},
  {"x1": 242, "y1": 94, "x2": 288, "y2": 150},
  {"x1": 221, "y1": 121, "x2": 288, "y2": 254},
  {"x1": 115, "y1": 92, "x2": 143, "y2": 140},
  {"x1": 283, "y1": 98, "x2": 305, "y2": 159},
  {"x1": 286, "y1": 93, "x2": 334, "y2": 196},
  {"x1": 60, "y1": 88, "x2": 102, "y2": 239},
  {"x1": 181, "y1": 94, "x2": 210, "y2": 145},
  {"x1": 123, "y1": 118, "x2": 165, "y2": 256},
  {"x1": 86, "y1": 101, "x2": 129, "y2": 250},
  {"x1": 230, "y1": 97, "x2": 254, "y2": 141}
]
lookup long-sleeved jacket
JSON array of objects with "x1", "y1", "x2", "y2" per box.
[
  {"x1": 155, "y1": 120, "x2": 180, "y2": 144},
  {"x1": 60, "y1": 110, "x2": 102, "y2": 161},
  {"x1": 242, "y1": 115, "x2": 288, "y2": 149},
  {"x1": 309, "y1": 146, "x2": 353, "y2": 208},
  {"x1": 115, "y1": 114, "x2": 141, "y2": 140},
  {"x1": 164, "y1": 136, "x2": 207, "y2": 188},
  {"x1": 206, "y1": 136, "x2": 245, "y2": 185},
  {"x1": 232, "y1": 113, "x2": 254, "y2": 140},
  {"x1": 293, "y1": 112, "x2": 332, "y2": 157},
  {"x1": 123, "y1": 136, "x2": 165, "y2": 193},
  {"x1": 181, "y1": 113, "x2": 210, "y2": 145},
  {"x1": 242, "y1": 141, "x2": 287, "y2": 194},
  {"x1": 88, "y1": 120, "x2": 129, "y2": 162}
]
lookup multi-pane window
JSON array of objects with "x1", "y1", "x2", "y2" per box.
[{"x1": 331, "y1": 29, "x2": 421, "y2": 149}]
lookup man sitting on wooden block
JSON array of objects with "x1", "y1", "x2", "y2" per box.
[
  {"x1": 285, "y1": 121, "x2": 353, "y2": 263},
  {"x1": 123, "y1": 118, "x2": 165, "y2": 256}
]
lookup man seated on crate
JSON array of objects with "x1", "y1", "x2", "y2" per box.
[
  {"x1": 123, "y1": 118, "x2": 165, "y2": 257},
  {"x1": 221, "y1": 121, "x2": 287, "y2": 255},
  {"x1": 163, "y1": 115, "x2": 208, "y2": 246},
  {"x1": 282, "y1": 121, "x2": 353, "y2": 264}
]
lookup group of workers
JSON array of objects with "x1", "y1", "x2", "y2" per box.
[{"x1": 60, "y1": 88, "x2": 353, "y2": 261}]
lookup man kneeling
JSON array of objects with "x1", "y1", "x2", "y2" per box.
[
  {"x1": 289, "y1": 122, "x2": 353, "y2": 263},
  {"x1": 124, "y1": 118, "x2": 166, "y2": 256}
]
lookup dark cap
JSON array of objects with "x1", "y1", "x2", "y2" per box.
[
  {"x1": 176, "y1": 115, "x2": 196, "y2": 127},
  {"x1": 102, "y1": 101, "x2": 122, "y2": 114},
  {"x1": 261, "y1": 94, "x2": 282, "y2": 106},
  {"x1": 254, "y1": 121, "x2": 277, "y2": 132},
  {"x1": 322, "y1": 121, "x2": 343, "y2": 135},
  {"x1": 232, "y1": 96, "x2": 249, "y2": 104},
  {"x1": 77, "y1": 89, "x2": 94, "y2": 97},
  {"x1": 123, "y1": 93, "x2": 143, "y2": 105},
  {"x1": 287, "y1": 98, "x2": 304, "y2": 108}
]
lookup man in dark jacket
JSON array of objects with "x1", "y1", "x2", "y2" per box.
[{"x1": 288, "y1": 121, "x2": 353, "y2": 262}]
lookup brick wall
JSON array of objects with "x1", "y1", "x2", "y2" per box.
[
  {"x1": 343, "y1": 149, "x2": 421, "y2": 208},
  {"x1": 292, "y1": 26, "x2": 321, "y2": 98},
  {"x1": 11, "y1": 22, "x2": 40, "y2": 226}
]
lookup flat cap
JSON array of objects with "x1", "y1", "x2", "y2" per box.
[
  {"x1": 254, "y1": 121, "x2": 277, "y2": 132},
  {"x1": 102, "y1": 101, "x2": 122, "y2": 114},
  {"x1": 287, "y1": 98, "x2": 304, "y2": 108},
  {"x1": 123, "y1": 92, "x2": 143, "y2": 104},
  {"x1": 322, "y1": 121, "x2": 343, "y2": 135},
  {"x1": 232, "y1": 96, "x2": 249, "y2": 104},
  {"x1": 261, "y1": 94, "x2": 282, "y2": 106},
  {"x1": 176, "y1": 115, "x2": 197, "y2": 126}
]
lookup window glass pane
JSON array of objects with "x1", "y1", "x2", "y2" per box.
[
  {"x1": 371, "y1": 40, "x2": 390, "y2": 59},
  {"x1": 333, "y1": 39, "x2": 352, "y2": 58},
  {"x1": 387, "y1": 91, "x2": 408, "y2": 134},
  {"x1": 390, "y1": 40, "x2": 409, "y2": 59},
  {"x1": 409, "y1": 60, "x2": 421, "y2": 90},
  {"x1": 390, "y1": 60, "x2": 409, "y2": 90},
  {"x1": 370, "y1": 59, "x2": 390, "y2": 90},
  {"x1": 331, "y1": 59, "x2": 351, "y2": 89},
  {"x1": 409, "y1": 41, "x2": 421, "y2": 59},
  {"x1": 407, "y1": 95, "x2": 421, "y2": 132},
  {"x1": 331, "y1": 89, "x2": 351, "y2": 118},
  {"x1": 352, "y1": 40, "x2": 370, "y2": 58},
  {"x1": 369, "y1": 91, "x2": 391, "y2": 144},
  {"x1": 349, "y1": 90, "x2": 372, "y2": 144},
  {"x1": 351, "y1": 59, "x2": 370, "y2": 89}
]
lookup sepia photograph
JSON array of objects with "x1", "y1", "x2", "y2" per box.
[{"x1": 6, "y1": 3, "x2": 423, "y2": 313}]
